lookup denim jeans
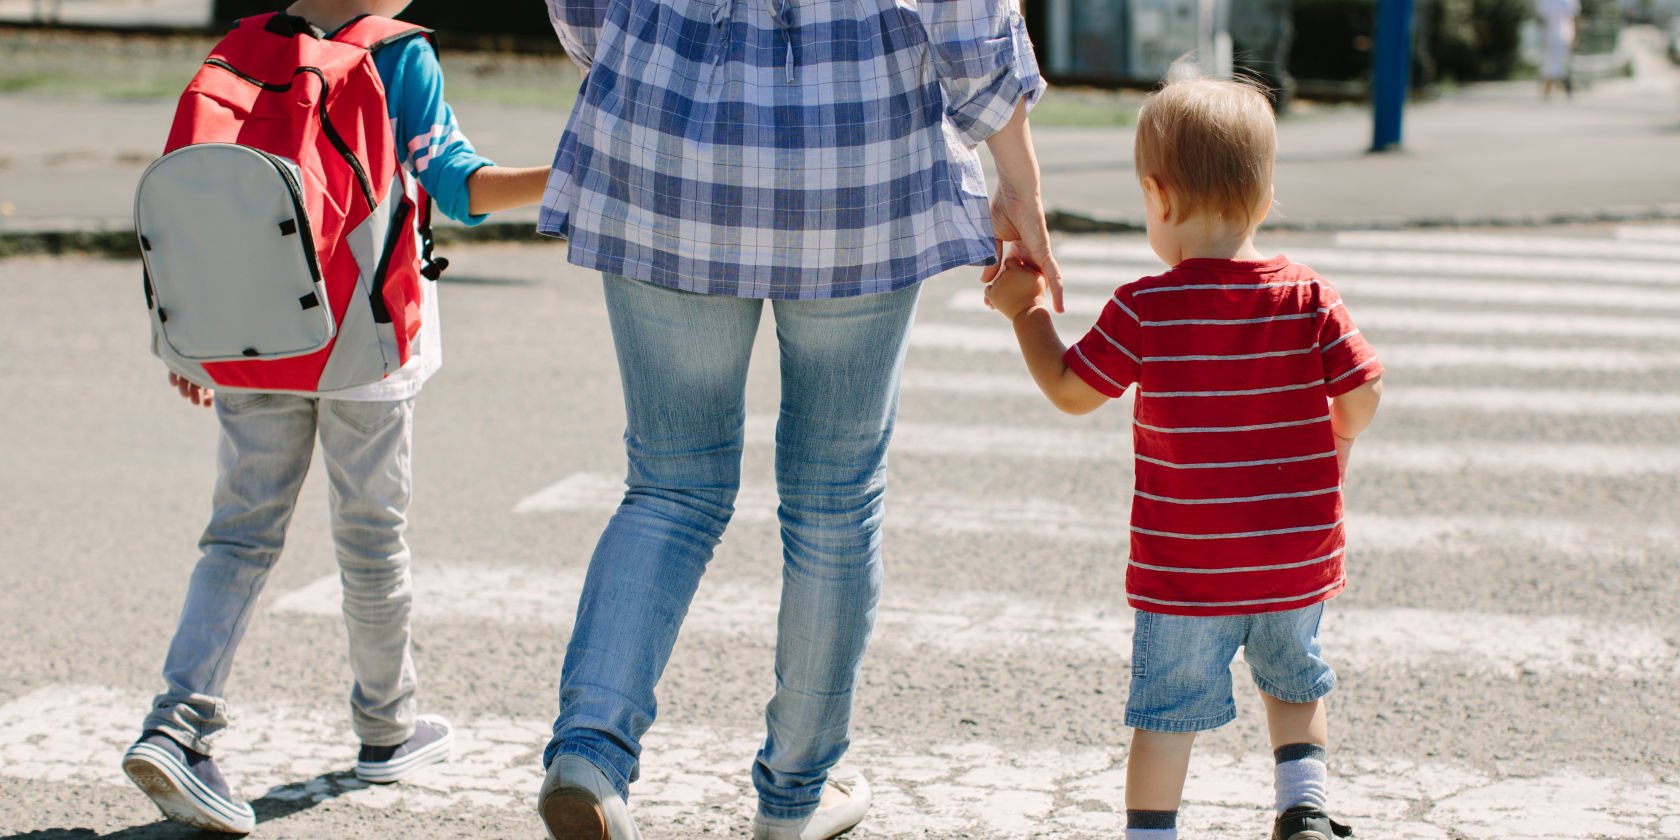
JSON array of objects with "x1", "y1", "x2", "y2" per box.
[
  {"x1": 545, "y1": 275, "x2": 921, "y2": 822},
  {"x1": 143, "y1": 393, "x2": 419, "y2": 753}
]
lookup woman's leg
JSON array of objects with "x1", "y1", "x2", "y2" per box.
[
  {"x1": 545, "y1": 275, "x2": 764, "y2": 798},
  {"x1": 753, "y1": 283, "x2": 921, "y2": 822}
]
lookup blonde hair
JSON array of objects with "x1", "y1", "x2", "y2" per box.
[{"x1": 1134, "y1": 64, "x2": 1277, "y2": 228}]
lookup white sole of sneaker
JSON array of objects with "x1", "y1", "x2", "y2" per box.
[
  {"x1": 122, "y1": 743, "x2": 256, "y2": 835},
  {"x1": 354, "y1": 715, "x2": 454, "y2": 784}
]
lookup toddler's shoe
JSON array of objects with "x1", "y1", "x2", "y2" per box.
[
  {"x1": 751, "y1": 773, "x2": 871, "y2": 840},
  {"x1": 538, "y1": 754, "x2": 643, "y2": 840},
  {"x1": 121, "y1": 730, "x2": 257, "y2": 835},
  {"x1": 1272, "y1": 805, "x2": 1354, "y2": 840},
  {"x1": 355, "y1": 714, "x2": 453, "y2": 784}
]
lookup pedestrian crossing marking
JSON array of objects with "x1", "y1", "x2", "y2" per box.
[
  {"x1": 948, "y1": 291, "x2": 1680, "y2": 339},
  {"x1": 909, "y1": 323, "x2": 1680, "y2": 371},
  {"x1": 5, "y1": 687, "x2": 1675, "y2": 839},
  {"x1": 1331, "y1": 230, "x2": 1680, "y2": 263},
  {"x1": 901, "y1": 372, "x2": 1680, "y2": 415},
  {"x1": 1051, "y1": 266, "x2": 1680, "y2": 312},
  {"x1": 1051, "y1": 241, "x2": 1680, "y2": 285},
  {"x1": 272, "y1": 564, "x2": 1679, "y2": 678},
  {"x1": 1613, "y1": 225, "x2": 1680, "y2": 243}
]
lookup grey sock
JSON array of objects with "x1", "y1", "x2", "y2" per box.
[
  {"x1": 1274, "y1": 743, "x2": 1328, "y2": 813},
  {"x1": 1125, "y1": 808, "x2": 1177, "y2": 840}
]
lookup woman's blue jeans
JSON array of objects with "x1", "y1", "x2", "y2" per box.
[{"x1": 544, "y1": 274, "x2": 921, "y2": 822}]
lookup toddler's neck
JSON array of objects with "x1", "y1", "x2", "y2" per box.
[{"x1": 1170, "y1": 214, "x2": 1268, "y2": 264}]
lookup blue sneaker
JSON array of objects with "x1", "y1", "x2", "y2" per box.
[
  {"x1": 355, "y1": 714, "x2": 453, "y2": 784},
  {"x1": 122, "y1": 731, "x2": 256, "y2": 835}
]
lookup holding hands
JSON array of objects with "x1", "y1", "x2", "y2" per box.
[{"x1": 983, "y1": 258, "x2": 1052, "y2": 322}]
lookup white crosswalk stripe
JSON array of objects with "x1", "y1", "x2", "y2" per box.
[
  {"x1": 901, "y1": 373, "x2": 1680, "y2": 415},
  {"x1": 949, "y1": 290, "x2": 1680, "y2": 339},
  {"x1": 1052, "y1": 239, "x2": 1680, "y2": 284},
  {"x1": 1331, "y1": 230, "x2": 1680, "y2": 263},
  {"x1": 272, "y1": 565, "x2": 1679, "y2": 678},
  {"x1": 913, "y1": 322, "x2": 1680, "y2": 371},
  {"x1": 1052, "y1": 265, "x2": 1680, "y2": 311},
  {"x1": 7, "y1": 687, "x2": 1677, "y2": 840}
]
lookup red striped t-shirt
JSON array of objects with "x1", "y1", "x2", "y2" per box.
[{"x1": 1064, "y1": 255, "x2": 1383, "y2": 617}]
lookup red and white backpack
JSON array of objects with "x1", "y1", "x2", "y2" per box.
[{"x1": 135, "y1": 13, "x2": 446, "y2": 395}]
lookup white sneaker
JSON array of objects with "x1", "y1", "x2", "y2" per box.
[
  {"x1": 752, "y1": 773, "x2": 871, "y2": 840},
  {"x1": 538, "y1": 754, "x2": 643, "y2": 840}
]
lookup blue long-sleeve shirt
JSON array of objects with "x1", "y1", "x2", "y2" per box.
[{"x1": 372, "y1": 34, "x2": 493, "y2": 225}]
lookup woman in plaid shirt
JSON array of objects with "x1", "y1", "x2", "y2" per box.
[{"x1": 535, "y1": 2, "x2": 1058, "y2": 838}]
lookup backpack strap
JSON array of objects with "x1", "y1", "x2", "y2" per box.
[
  {"x1": 234, "y1": 12, "x2": 327, "y2": 39},
  {"x1": 330, "y1": 15, "x2": 434, "y2": 53},
  {"x1": 331, "y1": 15, "x2": 449, "y2": 281}
]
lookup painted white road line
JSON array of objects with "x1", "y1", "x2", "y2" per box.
[
  {"x1": 1331, "y1": 230, "x2": 1680, "y2": 263},
  {"x1": 901, "y1": 373, "x2": 1680, "y2": 416},
  {"x1": 816, "y1": 416, "x2": 1680, "y2": 476},
  {"x1": 911, "y1": 322, "x2": 1680, "y2": 372},
  {"x1": 1615, "y1": 225, "x2": 1680, "y2": 243},
  {"x1": 513, "y1": 472, "x2": 1674, "y2": 561},
  {"x1": 1375, "y1": 342, "x2": 1680, "y2": 372},
  {"x1": 7, "y1": 686, "x2": 1677, "y2": 838},
  {"x1": 513, "y1": 471, "x2": 1123, "y2": 542},
  {"x1": 276, "y1": 559, "x2": 1678, "y2": 676},
  {"x1": 1053, "y1": 266, "x2": 1680, "y2": 312},
  {"x1": 1382, "y1": 386, "x2": 1680, "y2": 415},
  {"x1": 947, "y1": 290, "x2": 1680, "y2": 340},
  {"x1": 1053, "y1": 240, "x2": 1680, "y2": 285},
  {"x1": 740, "y1": 415, "x2": 1132, "y2": 461}
]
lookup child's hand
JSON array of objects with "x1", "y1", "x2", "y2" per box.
[
  {"x1": 169, "y1": 372, "x2": 214, "y2": 408},
  {"x1": 984, "y1": 259, "x2": 1050, "y2": 321},
  {"x1": 1334, "y1": 433, "x2": 1354, "y2": 483}
]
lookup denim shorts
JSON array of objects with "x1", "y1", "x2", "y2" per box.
[{"x1": 1125, "y1": 603, "x2": 1337, "y2": 733}]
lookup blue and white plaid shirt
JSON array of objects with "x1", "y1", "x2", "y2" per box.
[{"x1": 541, "y1": 0, "x2": 1044, "y2": 299}]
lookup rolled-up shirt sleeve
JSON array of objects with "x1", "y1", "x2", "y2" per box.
[
  {"x1": 920, "y1": 0, "x2": 1046, "y2": 147},
  {"x1": 548, "y1": 0, "x2": 608, "y2": 73}
]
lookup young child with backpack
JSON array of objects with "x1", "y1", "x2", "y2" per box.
[
  {"x1": 984, "y1": 68, "x2": 1383, "y2": 840},
  {"x1": 121, "y1": 1, "x2": 548, "y2": 833}
]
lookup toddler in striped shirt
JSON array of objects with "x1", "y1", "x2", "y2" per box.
[{"x1": 984, "y1": 68, "x2": 1383, "y2": 840}]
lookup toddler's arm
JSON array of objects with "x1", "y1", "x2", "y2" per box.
[
  {"x1": 1330, "y1": 377, "x2": 1383, "y2": 481},
  {"x1": 985, "y1": 260, "x2": 1108, "y2": 415},
  {"x1": 466, "y1": 166, "x2": 550, "y2": 215}
]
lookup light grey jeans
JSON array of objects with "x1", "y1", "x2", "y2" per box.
[{"x1": 143, "y1": 392, "x2": 418, "y2": 753}]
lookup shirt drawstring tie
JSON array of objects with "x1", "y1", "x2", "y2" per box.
[
  {"x1": 711, "y1": 0, "x2": 797, "y2": 83},
  {"x1": 768, "y1": 0, "x2": 796, "y2": 82}
]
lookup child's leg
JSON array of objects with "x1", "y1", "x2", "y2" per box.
[
  {"x1": 1261, "y1": 692, "x2": 1328, "y2": 812},
  {"x1": 1243, "y1": 603, "x2": 1338, "y2": 816},
  {"x1": 318, "y1": 397, "x2": 418, "y2": 749},
  {"x1": 1122, "y1": 610, "x2": 1247, "y2": 840},
  {"x1": 143, "y1": 393, "x2": 317, "y2": 753},
  {"x1": 1125, "y1": 729, "x2": 1194, "y2": 838}
]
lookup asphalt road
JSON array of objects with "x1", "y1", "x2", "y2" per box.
[{"x1": 2, "y1": 225, "x2": 1678, "y2": 838}]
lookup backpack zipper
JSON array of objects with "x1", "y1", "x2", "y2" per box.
[
  {"x1": 249, "y1": 147, "x2": 325, "y2": 290},
  {"x1": 367, "y1": 198, "x2": 412, "y2": 324},
  {"x1": 202, "y1": 58, "x2": 379, "y2": 212}
]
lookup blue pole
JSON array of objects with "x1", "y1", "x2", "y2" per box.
[{"x1": 1371, "y1": 0, "x2": 1414, "y2": 152}]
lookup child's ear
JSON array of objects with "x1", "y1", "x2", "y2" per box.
[
  {"x1": 1253, "y1": 184, "x2": 1274, "y2": 227},
  {"x1": 1141, "y1": 175, "x2": 1172, "y2": 224}
]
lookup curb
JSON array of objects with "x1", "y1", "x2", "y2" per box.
[{"x1": 8, "y1": 203, "x2": 1680, "y2": 260}]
